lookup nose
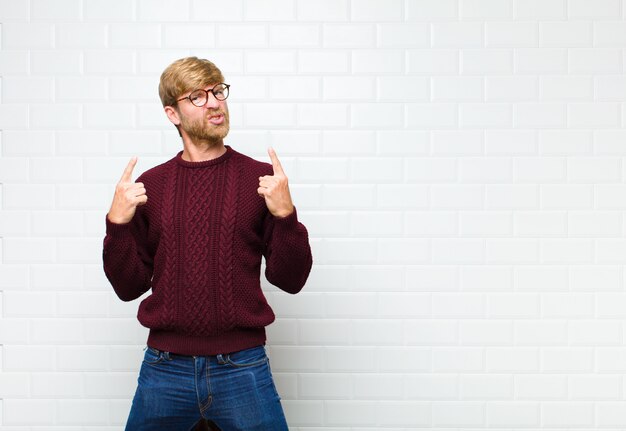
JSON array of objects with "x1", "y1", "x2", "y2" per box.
[{"x1": 204, "y1": 92, "x2": 220, "y2": 109}]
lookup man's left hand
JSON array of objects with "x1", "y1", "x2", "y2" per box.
[{"x1": 258, "y1": 147, "x2": 294, "y2": 218}]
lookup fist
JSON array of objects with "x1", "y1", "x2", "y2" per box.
[
  {"x1": 258, "y1": 147, "x2": 294, "y2": 218},
  {"x1": 107, "y1": 157, "x2": 148, "y2": 224}
]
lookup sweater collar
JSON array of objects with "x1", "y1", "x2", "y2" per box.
[{"x1": 174, "y1": 145, "x2": 234, "y2": 168}]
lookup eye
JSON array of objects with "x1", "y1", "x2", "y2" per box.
[{"x1": 189, "y1": 90, "x2": 205, "y2": 104}]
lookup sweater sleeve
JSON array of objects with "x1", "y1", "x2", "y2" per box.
[
  {"x1": 262, "y1": 207, "x2": 313, "y2": 294},
  {"x1": 102, "y1": 207, "x2": 153, "y2": 302}
]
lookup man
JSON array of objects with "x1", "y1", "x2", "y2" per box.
[{"x1": 102, "y1": 56, "x2": 313, "y2": 430}]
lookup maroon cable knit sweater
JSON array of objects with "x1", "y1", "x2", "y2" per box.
[{"x1": 102, "y1": 146, "x2": 313, "y2": 355}]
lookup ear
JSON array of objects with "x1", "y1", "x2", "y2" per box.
[{"x1": 164, "y1": 106, "x2": 181, "y2": 126}]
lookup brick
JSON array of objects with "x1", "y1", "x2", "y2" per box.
[
  {"x1": 568, "y1": 211, "x2": 622, "y2": 237},
  {"x1": 542, "y1": 239, "x2": 594, "y2": 264},
  {"x1": 594, "y1": 22, "x2": 626, "y2": 46},
  {"x1": 296, "y1": 0, "x2": 348, "y2": 21},
  {"x1": 244, "y1": 0, "x2": 295, "y2": 21},
  {"x1": 460, "y1": 103, "x2": 513, "y2": 127},
  {"x1": 432, "y1": 402, "x2": 484, "y2": 427},
  {"x1": 460, "y1": 157, "x2": 513, "y2": 182},
  {"x1": 325, "y1": 347, "x2": 376, "y2": 372},
  {"x1": 539, "y1": 129, "x2": 592, "y2": 154},
  {"x1": 355, "y1": 374, "x2": 405, "y2": 399},
  {"x1": 597, "y1": 402, "x2": 626, "y2": 427},
  {"x1": 569, "y1": 0, "x2": 621, "y2": 18},
  {"x1": 460, "y1": 375, "x2": 512, "y2": 399},
  {"x1": 486, "y1": 22, "x2": 537, "y2": 47},
  {"x1": 541, "y1": 75, "x2": 593, "y2": 100},
  {"x1": 405, "y1": 320, "x2": 458, "y2": 345},
  {"x1": 163, "y1": 24, "x2": 215, "y2": 48},
  {"x1": 0, "y1": 211, "x2": 30, "y2": 236},
  {"x1": 218, "y1": 24, "x2": 267, "y2": 48},
  {"x1": 569, "y1": 320, "x2": 621, "y2": 345},
  {"x1": 516, "y1": 103, "x2": 566, "y2": 128},
  {"x1": 570, "y1": 48, "x2": 622, "y2": 73},
  {"x1": 378, "y1": 293, "x2": 430, "y2": 318},
  {"x1": 83, "y1": 0, "x2": 134, "y2": 20},
  {"x1": 83, "y1": 373, "x2": 137, "y2": 398},
  {"x1": 461, "y1": 49, "x2": 513, "y2": 74},
  {"x1": 407, "y1": 103, "x2": 458, "y2": 128},
  {"x1": 541, "y1": 184, "x2": 592, "y2": 209},
  {"x1": 56, "y1": 24, "x2": 106, "y2": 48},
  {"x1": 137, "y1": 0, "x2": 189, "y2": 21},
  {"x1": 569, "y1": 103, "x2": 622, "y2": 128},
  {"x1": 109, "y1": 24, "x2": 161, "y2": 48},
  {"x1": 515, "y1": 0, "x2": 566, "y2": 19},
  {"x1": 514, "y1": 157, "x2": 566, "y2": 182},
  {"x1": 270, "y1": 24, "x2": 319, "y2": 48},
  {"x1": 322, "y1": 239, "x2": 376, "y2": 263},
  {"x1": 83, "y1": 104, "x2": 135, "y2": 128},
  {"x1": 30, "y1": 104, "x2": 81, "y2": 129},
  {"x1": 3, "y1": 77, "x2": 53, "y2": 103},
  {"x1": 542, "y1": 403, "x2": 594, "y2": 427},
  {"x1": 350, "y1": 210, "x2": 403, "y2": 237},
  {"x1": 514, "y1": 321, "x2": 568, "y2": 345},
  {"x1": 379, "y1": 239, "x2": 429, "y2": 264},
  {"x1": 352, "y1": 49, "x2": 404, "y2": 74},
  {"x1": 487, "y1": 293, "x2": 539, "y2": 318},
  {"x1": 0, "y1": 0, "x2": 29, "y2": 20},
  {"x1": 246, "y1": 51, "x2": 296, "y2": 74},
  {"x1": 351, "y1": 0, "x2": 403, "y2": 21},
  {"x1": 433, "y1": 76, "x2": 484, "y2": 101},
  {"x1": 31, "y1": 0, "x2": 80, "y2": 20},
  {"x1": 322, "y1": 24, "x2": 376, "y2": 48},
  {"x1": 515, "y1": 48, "x2": 568, "y2": 74},
  {"x1": 355, "y1": 265, "x2": 405, "y2": 291},
  {"x1": 2, "y1": 23, "x2": 53, "y2": 48},
  {"x1": 486, "y1": 76, "x2": 538, "y2": 101},
  {"x1": 3, "y1": 400, "x2": 56, "y2": 425},
  {"x1": 408, "y1": 49, "x2": 459, "y2": 74},
  {"x1": 407, "y1": 0, "x2": 458, "y2": 20},
  {"x1": 322, "y1": 185, "x2": 375, "y2": 209},
  {"x1": 485, "y1": 130, "x2": 536, "y2": 155},
  {"x1": 31, "y1": 50, "x2": 81, "y2": 75},
  {"x1": 568, "y1": 157, "x2": 621, "y2": 181},
  {"x1": 324, "y1": 293, "x2": 377, "y2": 317},
  {"x1": 433, "y1": 293, "x2": 485, "y2": 318},
  {"x1": 351, "y1": 103, "x2": 404, "y2": 128},
  {"x1": 540, "y1": 22, "x2": 592, "y2": 47},
  {"x1": 377, "y1": 23, "x2": 429, "y2": 47},
  {"x1": 460, "y1": 266, "x2": 512, "y2": 291},
  {"x1": 298, "y1": 103, "x2": 347, "y2": 127},
  {"x1": 514, "y1": 212, "x2": 567, "y2": 237},
  {"x1": 377, "y1": 184, "x2": 428, "y2": 208},
  {"x1": 432, "y1": 22, "x2": 484, "y2": 47},
  {"x1": 433, "y1": 347, "x2": 484, "y2": 372},
  {"x1": 515, "y1": 266, "x2": 568, "y2": 291},
  {"x1": 0, "y1": 104, "x2": 29, "y2": 129},
  {"x1": 514, "y1": 375, "x2": 566, "y2": 399},
  {"x1": 191, "y1": 0, "x2": 242, "y2": 20},
  {"x1": 486, "y1": 185, "x2": 538, "y2": 209},
  {"x1": 487, "y1": 403, "x2": 540, "y2": 427},
  {"x1": 405, "y1": 374, "x2": 457, "y2": 399},
  {"x1": 486, "y1": 348, "x2": 539, "y2": 372},
  {"x1": 3, "y1": 238, "x2": 55, "y2": 263},
  {"x1": 377, "y1": 130, "x2": 429, "y2": 155},
  {"x1": 323, "y1": 76, "x2": 375, "y2": 101},
  {"x1": 299, "y1": 373, "x2": 351, "y2": 399},
  {"x1": 270, "y1": 77, "x2": 320, "y2": 100},
  {"x1": 0, "y1": 51, "x2": 29, "y2": 75},
  {"x1": 543, "y1": 347, "x2": 594, "y2": 372},
  {"x1": 325, "y1": 401, "x2": 377, "y2": 426},
  {"x1": 298, "y1": 50, "x2": 349, "y2": 73},
  {"x1": 459, "y1": 320, "x2": 513, "y2": 346},
  {"x1": 405, "y1": 211, "x2": 457, "y2": 236},
  {"x1": 432, "y1": 239, "x2": 485, "y2": 263}
]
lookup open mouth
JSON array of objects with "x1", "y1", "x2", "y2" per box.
[{"x1": 208, "y1": 114, "x2": 224, "y2": 125}]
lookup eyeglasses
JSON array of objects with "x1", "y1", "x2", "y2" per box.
[{"x1": 177, "y1": 83, "x2": 230, "y2": 107}]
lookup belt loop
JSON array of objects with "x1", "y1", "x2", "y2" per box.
[
  {"x1": 217, "y1": 354, "x2": 227, "y2": 364},
  {"x1": 163, "y1": 351, "x2": 171, "y2": 361}
]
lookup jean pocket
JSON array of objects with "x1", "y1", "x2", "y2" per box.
[
  {"x1": 225, "y1": 347, "x2": 269, "y2": 368},
  {"x1": 143, "y1": 346, "x2": 165, "y2": 365}
]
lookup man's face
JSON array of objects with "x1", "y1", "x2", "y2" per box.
[{"x1": 176, "y1": 83, "x2": 230, "y2": 143}]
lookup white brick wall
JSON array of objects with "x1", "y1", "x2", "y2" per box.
[{"x1": 2, "y1": 0, "x2": 626, "y2": 429}]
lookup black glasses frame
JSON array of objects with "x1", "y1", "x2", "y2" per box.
[{"x1": 177, "y1": 83, "x2": 230, "y2": 107}]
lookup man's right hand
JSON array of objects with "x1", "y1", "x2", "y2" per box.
[{"x1": 107, "y1": 157, "x2": 148, "y2": 224}]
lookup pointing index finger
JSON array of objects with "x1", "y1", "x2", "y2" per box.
[
  {"x1": 120, "y1": 156, "x2": 138, "y2": 183},
  {"x1": 268, "y1": 147, "x2": 285, "y2": 176}
]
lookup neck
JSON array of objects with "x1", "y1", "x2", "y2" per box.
[{"x1": 181, "y1": 138, "x2": 227, "y2": 162}]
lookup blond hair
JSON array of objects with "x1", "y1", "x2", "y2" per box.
[{"x1": 158, "y1": 57, "x2": 225, "y2": 107}]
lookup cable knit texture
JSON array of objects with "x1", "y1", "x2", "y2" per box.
[{"x1": 103, "y1": 146, "x2": 313, "y2": 355}]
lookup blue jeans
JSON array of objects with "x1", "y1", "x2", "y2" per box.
[{"x1": 125, "y1": 345, "x2": 289, "y2": 431}]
